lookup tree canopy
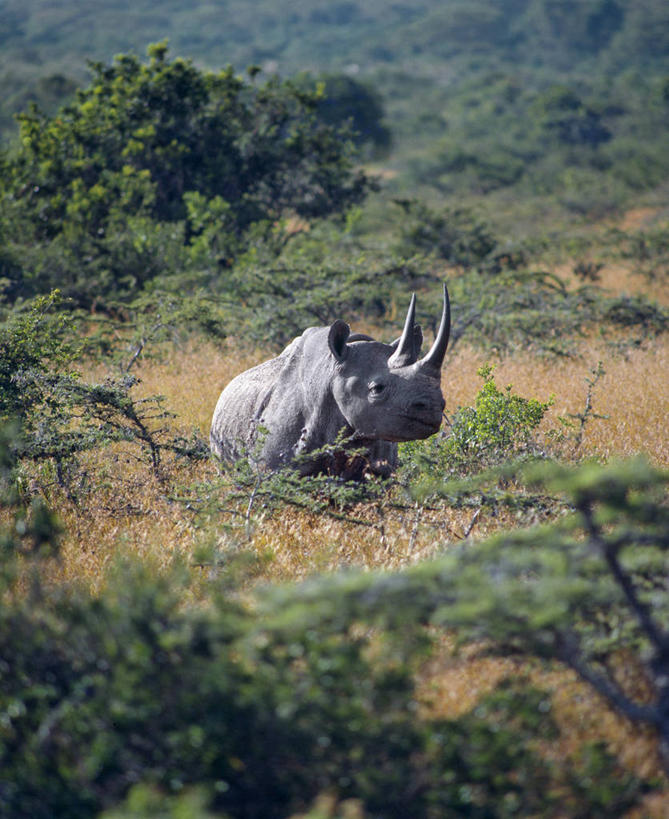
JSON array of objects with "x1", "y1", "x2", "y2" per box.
[{"x1": 0, "y1": 43, "x2": 369, "y2": 306}]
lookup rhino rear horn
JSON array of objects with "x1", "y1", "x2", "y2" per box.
[
  {"x1": 419, "y1": 283, "x2": 450, "y2": 377},
  {"x1": 388, "y1": 294, "x2": 418, "y2": 369},
  {"x1": 389, "y1": 325, "x2": 423, "y2": 356}
]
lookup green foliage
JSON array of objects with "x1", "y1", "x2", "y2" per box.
[
  {"x1": 99, "y1": 786, "x2": 218, "y2": 819},
  {"x1": 394, "y1": 200, "x2": 498, "y2": 268},
  {"x1": 0, "y1": 291, "x2": 208, "y2": 501},
  {"x1": 1, "y1": 44, "x2": 369, "y2": 306},
  {"x1": 0, "y1": 466, "x2": 654, "y2": 818},
  {"x1": 446, "y1": 265, "x2": 668, "y2": 356},
  {"x1": 446, "y1": 364, "x2": 553, "y2": 464},
  {"x1": 302, "y1": 72, "x2": 392, "y2": 157},
  {"x1": 428, "y1": 457, "x2": 669, "y2": 762},
  {"x1": 219, "y1": 226, "x2": 396, "y2": 349},
  {"x1": 533, "y1": 85, "x2": 611, "y2": 148},
  {"x1": 616, "y1": 222, "x2": 669, "y2": 282},
  {"x1": 88, "y1": 287, "x2": 229, "y2": 372},
  {"x1": 0, "y1": 291, "x2": 80, "y2": 416},
  {"x1": 399, "y1": 365, "x2": 553, "y2": 488},
  {"x1": 0, "y1": 421, "x2": 62, "y2": 570},
  {"x1": 262, "y1": 456, "x2": 669, "y2": 775},
  {"x1": 2, "y1": 1, "x2": 668, "y2": 218},
  {"x1": 156, "y1": 196, "x2": 667, "y2": 360}
]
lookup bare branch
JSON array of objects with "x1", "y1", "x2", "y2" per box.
[
  {"x1": 581, "y1": 501, "x2": 669, "y2": 657},
  {"x1": 555, "y1": 631, "x2": 659, "y2": 727}
]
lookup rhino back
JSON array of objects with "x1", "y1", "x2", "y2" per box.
[
  {"x1": 210, "y1": 332, "x2": 323, "y2": 465},
  {"x1": 210, "y1": 357, "x2": 281, "y2": 461}
]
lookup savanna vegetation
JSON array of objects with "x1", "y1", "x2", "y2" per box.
[{"x1": 1, "y1": 1, "x2": 669, "y2": 816}]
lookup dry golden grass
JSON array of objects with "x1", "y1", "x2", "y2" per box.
[
  {"x1": 443, "y1": 335, "x2": 669, "y2": 465},
  {"x1": 13, "y1": 245, "x2": 666, "y2": 808},
  {"x1": 46, "y1": 290, "x2": 668, "y2": 606}
]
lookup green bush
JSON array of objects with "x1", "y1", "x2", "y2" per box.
[
  {"x1": 394, "y1": 200, "x2": 498, "y2": 267},
  {"x1": 0, "y1": 442, "x2": 654, "y2": 817},
  {"x1": 299, "y1": 72, "x2": 392, "y2": 157},
  {"x1": 0, "y1": 43, "x2": 369, "y2": 307},
  {"x1": 399, "y1": 364, "x2": 553, "y2": 489},
  {"x1": 0, "y1": 291, "x2": 208, "y2": 500},
  {"x1": 263, "y1": 456, "x2": 669, "y2": 781},
  {"x1": 445, "y1": 364, "x2": 553, "y2": 465},
  {"x1": 0, "y1": 291, "x2": 80, "y2": 418}
]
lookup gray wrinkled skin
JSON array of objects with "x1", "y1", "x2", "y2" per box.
[{"x1": 210, "y1": 286, "x2": 450, "y2": 477}]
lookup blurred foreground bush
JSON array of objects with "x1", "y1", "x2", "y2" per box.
[{"x1": 1, "y1": 418, "x2": 663, "y2": 816}]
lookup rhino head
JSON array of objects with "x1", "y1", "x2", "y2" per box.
[{"x1": 327, "y1": 284, "x2": 450, "y2": 443}]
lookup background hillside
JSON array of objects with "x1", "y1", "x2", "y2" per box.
[
  {"x1": 3, "y1": 0, "x2": 669, "y2": 218},
  {"x1": 3, "y1": 0, "x2": 669, "y2": 85}
]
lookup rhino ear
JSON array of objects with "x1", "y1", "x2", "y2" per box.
[
  {"x1": 389, "y1": 325, "x2": 423, "y2": 356},
  {"x1": 328, "y1": 320, "x2": 350, "y2": 362}
]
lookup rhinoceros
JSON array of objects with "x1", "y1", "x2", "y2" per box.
[{"x1": 210, "y1": 285, "x2": 450, "y2": 477}]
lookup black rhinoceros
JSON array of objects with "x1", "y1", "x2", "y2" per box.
[{"x1": 210, "y1": 285, "x2": 450, "y2": 477}]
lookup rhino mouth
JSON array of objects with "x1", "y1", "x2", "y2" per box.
[
  {"x1": 380, "y1": 412, "x2": 442, "y2": 441},
  {"x1": 409, "y1": 418, "x2": 443, "y2": 437}
]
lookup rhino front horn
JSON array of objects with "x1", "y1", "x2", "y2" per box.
[
  {"x1": 388, "y1": 293, "x2": 418, "y2": 369},
  {"x1": 419, "y1": 283, "x2": 450, "y2": 376}
]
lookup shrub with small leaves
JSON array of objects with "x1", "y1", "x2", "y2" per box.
[
  {"x1": 446, "y1": 364, "x2": 553, "y2": 466},
  {"x1": 1, "y1": 291, "x2": 208, "y2": 502},
  {"x1": 399, "y1": 365, "x2": 553, "y2": 488}
]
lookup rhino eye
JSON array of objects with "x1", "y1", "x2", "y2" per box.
[{"x1": 369, "y1": 382, "x2": 386, "y2": 395}]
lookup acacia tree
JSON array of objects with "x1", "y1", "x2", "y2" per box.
[
  {"x1": 260, "y1": 457, "x2": 669, "y2": 772},
  {"x1": 1, "y1": 42, "x2": 369, "y2": 306}
]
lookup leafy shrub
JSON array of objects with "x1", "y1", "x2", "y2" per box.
[
  {"x1": 202, "y1": 218, "x2": 402, "y2": 349},
  {"x1": 394, "y1": 200, "x2": 498, "y2": 267},
  {"x1": 0, "y1": 420, "x2": 62, "y2": 570},
  {"x1": 533, "y1": 85, "x2": 611, "y2": 148},
  {"x1": 617, "y1": 223, "x2": 669, "y2": 282},
  {"x1": 0, "y1": 447, "x2": 654, "y2": 818},
  {"x1": 265, "y1": 456, "x2": 669, "y2": 780},
  {"x1": 399, "y1": 364, "x2": 553, "y2": 489},
  {"x1": 424, "y1": 457, "x2": 669, "y2": 772},
  {"x1": 0, "y1": 291, "x2": 208, "y2": 501},
  {"x1": 0, "y1": 291, "x2": 80, "y2": 417},
  {"x1": 446, "y1": 364, "x2": 553, "y2": 465},
  {"x1": 1, "y1": 43, "x2": 370, "y2": 306},
  {"x1": 298, "y1": 72, "x2": 392, "y2": 157}
]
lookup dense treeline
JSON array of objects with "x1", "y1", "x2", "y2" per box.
[
  {"x1": 0, "y1": 43, "x2": 369, "y2": 307},
  {"x1": 1, "y1": 45, "x2": 666, "y2": 345},
  {"x1": 2, "y1": 1, "x2": 668, "y2": 211},
  {"x1": 2, "y1": 0, "x2": 668, "y2": 89}
]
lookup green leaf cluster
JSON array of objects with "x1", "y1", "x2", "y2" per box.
[
  {"x1": 399, "y1": 365, "x2": 553, "y2": 489},
  {"x1": 446, "y1": 364, "x2": 553, "y2": 463},
  {"x1": 0, "y1": 290, "x2": 80, "y2": 417}
]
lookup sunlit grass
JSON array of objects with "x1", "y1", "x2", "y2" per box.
[
  {"x1": 48, "y1": 309, "x2": 668, "y2": 589},
  {"x1": 17, "y1": 250, "x2": 668, "y2": 804},
  {"x1": 38, "y1": 322, "x2": 666, "y2": 623}
]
